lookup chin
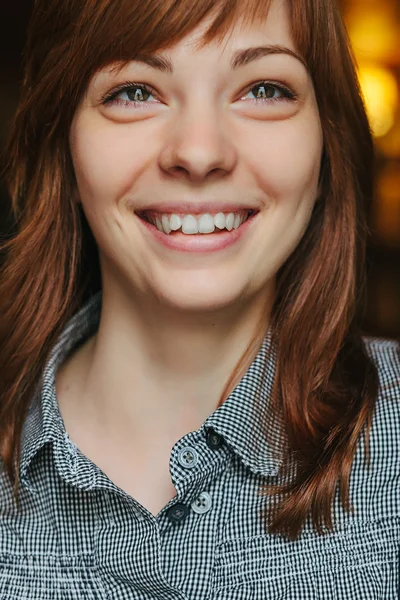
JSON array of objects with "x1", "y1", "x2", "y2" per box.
[{"x1": 155, "y1": 281, "x2": 246, "y2": 314}]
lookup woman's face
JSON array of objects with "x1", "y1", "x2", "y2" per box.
[{"x1": 70, "y1": 0, "x2": 323, "y2": 314}]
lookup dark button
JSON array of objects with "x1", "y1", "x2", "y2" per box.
[
  {"x1": 167, "y1": 503, "x2": 189, "y2": 524},
  {"x1": 206, "y1": 428, "x2": 224, "y2": 450}
]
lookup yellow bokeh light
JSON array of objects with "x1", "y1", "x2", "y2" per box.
[
  {"x1": 348, "y1": 10, "x2": 398, "y2": 63},
  {"x1": 358, "y1": 66, "x2": 398, "y2": 137}
]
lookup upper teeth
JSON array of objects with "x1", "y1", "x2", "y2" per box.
[{"x1": 146, "y1": 211, "x2": 249, "y2": 235}]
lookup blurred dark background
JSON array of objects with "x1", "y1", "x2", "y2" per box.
[{"x1": 1, "y1": 1, "x2": 399, "y2": 339}]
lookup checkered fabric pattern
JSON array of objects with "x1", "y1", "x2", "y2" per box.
[{"x1": 0, "y1": 292, "x2": 399, "y2": 599}]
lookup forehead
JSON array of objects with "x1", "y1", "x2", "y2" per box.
[
  {"x1": 100, "y1": 0, "x2": 299, "y2": 80},
  {"x1": 152, "y1": 0, "x2": 293, "y2": 60}
]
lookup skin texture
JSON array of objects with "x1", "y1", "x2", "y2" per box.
[{"x1": 59, "y1": 0, "x2": 323, "y2": 513}]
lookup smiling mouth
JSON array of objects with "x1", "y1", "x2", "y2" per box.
[{"x1": 136, "y1": 209, "x2": 258, "y2": 235}]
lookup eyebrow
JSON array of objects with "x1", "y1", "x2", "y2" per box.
[{"x1": 132, "y1": 45, "x2": 307, "y2": 73}]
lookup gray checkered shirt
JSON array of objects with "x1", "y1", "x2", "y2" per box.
[{"x1": 0, "y1": 292, "x2": 399, "y2": 599}]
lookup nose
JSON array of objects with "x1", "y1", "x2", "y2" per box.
[{"x1": 158, "y1": 106, "x2": 237, "y2": 182}]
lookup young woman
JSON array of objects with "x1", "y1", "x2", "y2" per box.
[{"x1": 0, "y1": 0, "x2": 399, "y2": 597}]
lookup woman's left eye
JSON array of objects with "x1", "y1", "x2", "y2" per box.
[{"x1": 241, "y1": 82, "x2": 297, "y2": 103}]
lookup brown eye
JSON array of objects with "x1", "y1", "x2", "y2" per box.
[
  {"x1": 102, "y1": 82, "x2": 156, "y2": 106},
  {"x1": 126, "y1": 86, "x2": 152, "y2": 102},
  {"x1": 241, "y1": 81, "x2": 297, "y2": 104},
  {"x1": 251, "y1": 84, "x2": 278, "y2": 99}
]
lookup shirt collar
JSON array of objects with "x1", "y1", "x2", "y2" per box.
[
  {"x1": 20, "y1": 291, "x2": 282, "y2": 484},
  {"x1": 19, "y1": 292, "x2": 102, "y2": 484},
  {"x1": 203, "y1": 332, "x2": 284, "y2": 477}
]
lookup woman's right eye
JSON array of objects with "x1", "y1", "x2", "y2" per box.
[{"x1": 102, "y1": 83, "x2": 156, "y2": 107}]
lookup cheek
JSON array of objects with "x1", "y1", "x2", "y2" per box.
[
  {"x1": 69, "y1": 116, "x2": 150, "y2": 205},
  {"x1": 243, "y1": 114, "x2": 323, "y2": 273},
  {"x1": 248, "y1": 114, "x2": 323, "y2": 203}
]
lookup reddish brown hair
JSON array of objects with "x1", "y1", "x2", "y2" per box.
[{"x1": 0, "y1": 0, "x2": 378, "y2": 539}]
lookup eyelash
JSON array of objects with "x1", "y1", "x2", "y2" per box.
[{"x1": 101, "y1": 80, "x2": 298, "y2": 108}]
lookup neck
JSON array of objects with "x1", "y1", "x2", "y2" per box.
[{"x1": 58, "y1": 281, "x2": 274, "y2": 442}]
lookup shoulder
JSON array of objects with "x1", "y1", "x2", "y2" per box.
[
  {"x1": 361, "y1": 336, "x2": 400, "y2": 462},
  {"x1": 363, "y1": 336, "x2": 400, "y2": 408},
  {"x1": 344, "y1": 338, "x2": 400, "y2": 520},
  {"x1": 363, "y1": 336, "x2": 400, "y2": 386}
]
